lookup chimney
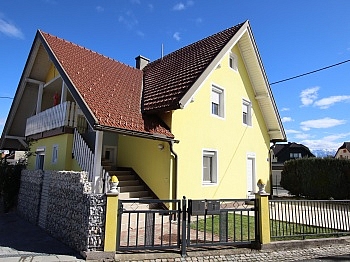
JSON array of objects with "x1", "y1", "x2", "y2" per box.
[{"x1": 135, "y1": 55, "x2": 150, "y2": 70}]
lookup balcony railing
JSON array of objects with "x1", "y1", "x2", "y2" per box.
[{"x1": 25, "y1": 101, "x2": 85, "y2": 136}]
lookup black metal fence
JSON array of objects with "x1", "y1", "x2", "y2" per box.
[
  {"x1": 117, "y1": 197, "x2": 258, "y2": 255},
  {"x1": 269, "y1": 200, "x2": 350, "y2": 240}
]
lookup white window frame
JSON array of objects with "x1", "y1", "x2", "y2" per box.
[
  {"x1": 242, "y1": 99, "x2": 252, "y2": 126},
  {"x1": 52, "y1": 144, "x2": 59, "y2": 164},
  {"x1": 35, "y1": 147, "x2": 45, "y2": 170},
  {"x1": 211, "y1": 85, "x2": 225, "y2": 118},
  {"x1": 229, "y1": 52, "x2": 238, "y2": 71},
  {"x1": 202, "y1": 149, "x2": 218, "y2": 185}
]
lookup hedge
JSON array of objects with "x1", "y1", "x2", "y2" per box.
[{"x1": 280, "y1": 158, "x2": 350, "y2": 199}]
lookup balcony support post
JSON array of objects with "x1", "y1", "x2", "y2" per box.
[
  {"x1": 93, "y1": 130, "x2": 103, "y2": 193},
  {"x1": 60, "y1": 82, "x2": 67, "y2": 104},
  {"x1": 36, "y1": 83, "x2": 44, "y2": 114}
]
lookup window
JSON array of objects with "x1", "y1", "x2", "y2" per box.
[
  {"x1": 242, "y1": 99, "x2": 252, "y2": 126},
  {"x1": 229, "y1": 52, "x2": 238, "y2": 71},
  {"x1": 52, "y1": 144, "x2": 58, "y2": 164},
  {"x1": 211, "y1": 86, "x2": 224, "y2": 117},
  {"x1": 203, "y1": 150, "x2": 218, "y2": 184},
  {"x1": 289, "y1": 152, "x2": 302, "y2": 159},
  {"x1": 35, "y1": 147, "x2": 45, "y2": 170}
]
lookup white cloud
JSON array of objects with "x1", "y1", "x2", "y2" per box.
[
  {"x1": 118, "y1": 11, "x2": 138, "y2": 29},
  {"x1": 285, "y1": 129, "x2": 301, "y2": 134},
  {"x1": 300, "y1": 117, "x2": 346, "y2": 131},
  {"x1": 282, "y1": 117, "x2": 293, "y2": 123},
  {"x1": 0, "y1": 18, "x2": 24, "y2": 39},
  {"x1": 96, "y1": 6, "x2": 104, "y2": 12},
  {"x1": 294, "y1": 133, "x2": 312, "y2": 140},
  {"x1": 148, "y1": 4, "x2": 154, "y2": 11},
  {"x1": 173, "y1": 2, "x2": 185, "y2": 10},
  {"x1": 195, "y1": 17, "x2": 203, "y2": 24},
  {"x1": 280, "y1": 107, "x2": 290, "y2": 112},
  {"x1": 173, "y1": 32, "x2": 181, "y2": 41},
  {"x1": 314, "y1": 95, "x2": 350, "y2": 109},
  {"x1": 300, "y1": 86, "x2": 319, "y2": 107}
]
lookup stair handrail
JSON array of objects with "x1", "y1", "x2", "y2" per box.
[{"x1": 72, "y1": 128, "x2": 95, "y2": 183}]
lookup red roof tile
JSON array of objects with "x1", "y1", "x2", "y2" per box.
[
  {"x1": 40, "y1": 31, "x2": 173, "y2": 138},
  {"x1": 142, "y1": 22, "x2": 245, "y2": 112}
]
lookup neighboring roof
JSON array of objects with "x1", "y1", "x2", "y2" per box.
[
  {"x1": 39, "y1": 31, "x2": 174, "y2": 139},
  {"x1": 337, "y1": 142, "x2": 350, "y2": 151},
  {"x1": 273, "y1": 142, "x2": 315, "y2": 157},
  {"x1": 143, "y1": 22, "x2": 245, "y2": 112}
]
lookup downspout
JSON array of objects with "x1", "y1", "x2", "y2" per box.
[
  {"x1": 269, "y1": 141, "x2": 276, "y2": 199},
  {"x1": 168, "y1": 140, "x2": 178, "y2": 200}
]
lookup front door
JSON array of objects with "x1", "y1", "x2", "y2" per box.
[{"x1": 246, "y1": 155, "x2": 256, "y2": 198}]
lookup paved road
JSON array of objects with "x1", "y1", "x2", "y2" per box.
[{"x1": 0, "y1": 212, "x2": 84, "y2": 262}]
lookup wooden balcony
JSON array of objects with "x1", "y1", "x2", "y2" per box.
[{"x1": 25, "y1": 101, "x2": 86, "y2": 137}]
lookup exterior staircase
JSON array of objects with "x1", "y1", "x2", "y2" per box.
[{"x1": 101, "y1": 160, "x2": 154, "y2": 200}]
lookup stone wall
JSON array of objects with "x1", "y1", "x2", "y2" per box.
[
  {"x1": 17, "y1": 170, "x2": 44, "y2": 224},
  {"x1": 17, "y1": 170, "x2": 106, "y2": 252}
]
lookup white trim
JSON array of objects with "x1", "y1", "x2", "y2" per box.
[
  {"x1": 246, "y1": 152, "x2": 256, "y2": 198},
  {"x1": 52, "y1": 144, "x2": 59, "y2": 164},
  {"x1": 229, "y1": 52, "x2": 238, "y2": 72},
  {"x1": 211, "y1": 83, "x2": 225, "y2": 119},
  {"x1": 242, "y1": 98, "x2": 252, "y2": 127},
  {"x1": 202, "y1": 148, "x2": 218, "y2": 186}
]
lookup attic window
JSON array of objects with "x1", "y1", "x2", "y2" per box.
[
  {"x1": 211, "y1": 85, "x2": 224, "y2": 118},
  {"x1": 242, "y1": 99, "x2": 252, "y2": 126},
  {"x1": 229, "y1": 52, "x2": 238, "y2": 71}
]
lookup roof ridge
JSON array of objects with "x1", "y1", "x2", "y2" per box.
[
  {"x1": 144, "y1": 21, "x2": 245, "y2": 69},
  {"x1": 39, "y1": 30, "x2": 140, "y2": 72}
]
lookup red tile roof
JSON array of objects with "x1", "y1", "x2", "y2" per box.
[
  {"x1": 40, "y1": 31, "x2": 173, "y2": 138},
  {"x1": 142, "y1": 22, "x2": 245, "y2": 112}
]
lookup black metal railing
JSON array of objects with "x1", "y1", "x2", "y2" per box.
[
  {"x1": 187, "y1": 199, "x2": 257, "y2": 247},
  {"x1": 117, "y1": 197, "x2": 258, "y2": 255},
  {"x1": 117, "y1": 199, "x2": 181, "y2": 251},
  {"x1": 269, "y1": 200, "x2": 350, "y2": 240}
]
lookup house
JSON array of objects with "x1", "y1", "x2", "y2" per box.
[
  {"x1": 271, "y1": 142, "x2": 314, "y2": 187},
  {"x1": 0, "y1": 20, "x2": 286, "y2": 200},
  {"x1": 334, "y1": 142, "x2": 350, "y2": 159}
]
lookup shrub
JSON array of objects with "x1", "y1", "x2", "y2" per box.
[
  {"x1": 281, "y1": 158, "x2": 350, "y2": 199},
  {"x1": 0, "y1": 158, "x2": 25, "y2": 212}
]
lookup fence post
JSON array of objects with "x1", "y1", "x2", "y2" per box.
[
  {"x1": 104, "y1": 190, "x2": 119, "y2": 252},
  {"x1": 181, "y1": 196, "x2": 187, "y2": 257},
  {"x1": 255, "y1": 191, "x2": 270, "y2": 246}
]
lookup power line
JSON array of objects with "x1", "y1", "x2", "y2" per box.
[
  {"x1": 270, "y1": 59, "x2": 350, "y2": 85},
  {"x1": 0, "y1": 96, "x2": 13, "y2": 99}
]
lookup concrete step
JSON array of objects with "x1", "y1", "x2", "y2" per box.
[
  {"x1": 115, "y1": 174, "x2": 136, "y2": 181},
  {"x1": 120, "y1": 185, "x2": 145, "y2": 193},
  {"x1": 119, "y1": 190, "x2": 150, "y2": 199},
  {"x1": 118, "y1": 180, "x2": 140, "y2": 187}
]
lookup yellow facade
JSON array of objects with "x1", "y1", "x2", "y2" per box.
[
  {"x1": 117, "y1": 135, "x2": 174, "y2": 199},
  {"x1": 171, "y1": 45, "x2": 271, "y2": 199},
  {"x1": 27, "y1": 133, "x2": 81, "y2": 172}
]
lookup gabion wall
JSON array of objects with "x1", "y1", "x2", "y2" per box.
[
  {"x1": 17, "y1": 170, "x2": 44, "y2": 224},
  {"x1": 17, "y1": 170, "x2": 106, "y2": 252}
]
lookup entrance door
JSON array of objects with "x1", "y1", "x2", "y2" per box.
[
  {"x1": 246, "y1": 155, "x2": 256, "y2": 198},
  {"x1": 103, "y1": 146, "x2": 117, "y2": 166}
]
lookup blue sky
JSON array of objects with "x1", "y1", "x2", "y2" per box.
[{"x1": 1, "y1": 1, "x2": 350, "y2": 152}]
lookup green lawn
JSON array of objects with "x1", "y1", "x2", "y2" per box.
[{"x1": 191, "y1": 213, "x2": 347, "y2": 241}]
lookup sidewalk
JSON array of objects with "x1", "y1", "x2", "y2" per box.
[
  {"x1": 1, "y1": 212, "x2": 350, "y2": 261},
  {"x1": 0, "y1": 212, "x2": 84, "y2": 262}
]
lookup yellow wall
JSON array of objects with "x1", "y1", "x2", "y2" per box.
[
  {"x1": 117, "y1": 135, "x2": 173, "y2": 199},
  {"x1": 27, "y1": 134, "x2": 82, "y2": 171},
  {"x1": 171, "y1": 45, "x2": 271, "y2": 199}
]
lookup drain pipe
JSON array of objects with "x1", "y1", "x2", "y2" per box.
[
  {"x1": 168, "y1": 140, "x2": 178, "y2": 200},
  {"x1": 269, "y1": 141, "x2": 276, "y2": 199}
]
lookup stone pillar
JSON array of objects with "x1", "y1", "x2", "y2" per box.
[
  {"x1": 255, "y1": 192, "x2": 271, "y2": 245},
  {"x1": 104, "y1": 191, "x2": 119, "y2": 252}
]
